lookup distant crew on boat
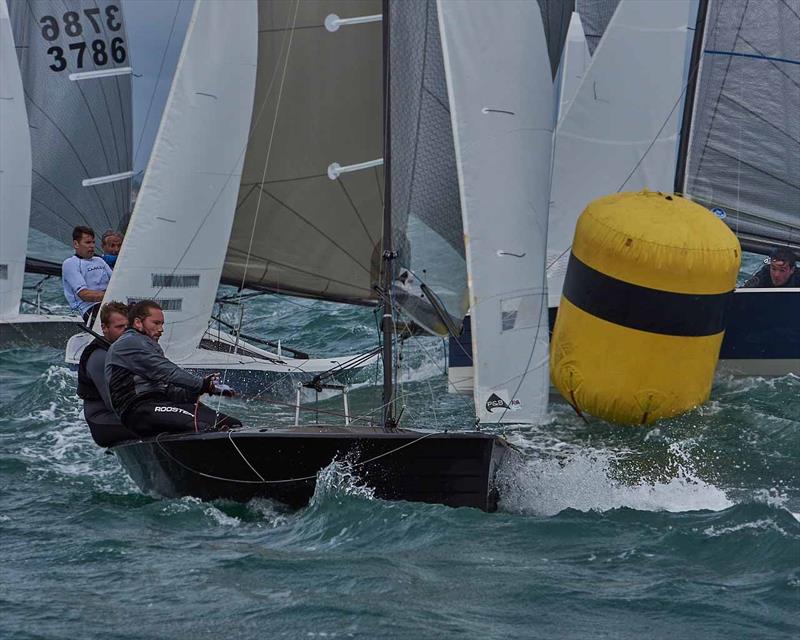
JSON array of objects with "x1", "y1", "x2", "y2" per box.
[
  {"x1": 741, "y1": 248, "x2": 799, "y2": 288},
  {"x1": 105, "y1": 300, "x2": 241, "y2": 438},
  {"x1": 62, "y1": 225, "x2": 113, "y2": 325},
  {"x1": 77, "y1": 301, "x2": 137, "y2": 447},
  {"x1": 100, "y1": 229, "x2": 124, "y2": 269}
]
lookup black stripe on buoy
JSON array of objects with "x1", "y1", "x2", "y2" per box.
[{"x1": 563, "y1": 254, "x2": 731, "y2": 337}]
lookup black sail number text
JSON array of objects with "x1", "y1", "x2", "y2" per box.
[{"x1": 39, "y1": 6, "x2": 126, "y2": 72}]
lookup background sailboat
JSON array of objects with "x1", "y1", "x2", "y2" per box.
[
  {"x1": 0, "y1": 0, "x2": 133, "y2": 346},
  {"x1": 450, "y1": 0, "x2": 799, "y2": 389}
]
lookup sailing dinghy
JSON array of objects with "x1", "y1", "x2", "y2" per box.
[
  {"x1": 64, "y1": 0, "x2": 379, "y2": 399},
  {"x1": 106, "y1": 0, "x2": 558, "y2": 511}
]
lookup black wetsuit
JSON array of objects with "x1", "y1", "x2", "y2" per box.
[
  {"x1": 742, "y1": 264, "x2": 800, "y2": 288},
  {"x1": 105, "y1": 328, "x2": 241, "y2": 437},
  {"x1": 77, "y1": 338, "x2": 137, "y2": 447}
]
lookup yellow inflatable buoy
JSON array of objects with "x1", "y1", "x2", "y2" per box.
[{"x1": 550, "y1": 191, "x2": 741, "y2": 425}]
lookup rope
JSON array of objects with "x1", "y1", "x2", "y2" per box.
[{"x1": 151, "y1": 429, "x2": 440, "y2": 486}]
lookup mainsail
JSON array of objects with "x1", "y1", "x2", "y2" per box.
[
  {"x1": 0, "y1": 0, "x2": 32, "y2": 317},
  {"x1": 387, "y1": 0, "x2": 468, "y2": 337},
  {"x1": 223, "y1": 0, "x2": 383, "y2": 306},
  {"x1": 680, "y1": 0, "x2": 800, "y2": 254},
  {"x1": 438, "y1": 0, "x2": 553, "y2": 423},
  {"x1": 9, "y1": 0, "x2": 133, "y2": 248}
]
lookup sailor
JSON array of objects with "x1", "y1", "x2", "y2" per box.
[
  {"x1": 77, "y1": 301, "x2": 138, "y2": 447},
  {"x1": 741, "y1": 248, "x2": 799, "y2": 288},
  {"x1": 105, "y1": 299, "x2": 241, "y2": 438},
  {"x1": 62, "y1": 225, "x2": 113, "y2": 325},
  {"x1": 100, "y1": 229, "x2": 124, "y2": 269}
]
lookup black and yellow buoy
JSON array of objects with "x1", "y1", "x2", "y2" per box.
[{"x1": 550, "y1": 191, "x2": 741, "y2": 425}]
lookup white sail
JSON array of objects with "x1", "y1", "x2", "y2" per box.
[
  {"x1": 557, "y1": 11, "x2": 590, "y2": 123},
  {"x1": 547, "y1": 0, "x2": 698, "y2": 306},
  {"x1": 438, "y1": 0, "x2": 553, "y2": 424},
  {"x1": 101, "y1": 0, "x2": 258, "y2": 361},
  {"x1": 0, "y1": 0, "x2": 32, "y2": 318}
]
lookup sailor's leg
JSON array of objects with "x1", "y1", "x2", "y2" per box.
[
  {"x1": 122, "y1": 400, "x2": 201, "y2": 437},
  {"x1": 84, "y1": 405, "x2": 138, "y2": 447}
]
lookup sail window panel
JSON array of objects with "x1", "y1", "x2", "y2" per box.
[
  {"x1": 9, "y1": 0, "x2": 133, "y2": 247},
  {"x1": 151, "y1": 274, "x2": 200, "y2": 289},
  {"x1": 126, "y1": 297, "x2": 182, "y2": 312},
  {"x1": 500, "y1": 295, "x2": 544, "y2": 333},
  {"x1": 685, "y1": 0, "x2": 800, "y2": 250},
  {"x1": 0, "y1": 265, "x2": 8, "y2": 280},
  {"x1": 224, "y1": 0, "x2": 382, "y2": 305},
  {"x1": 389, "y1": 0, "x2": 469, "y2": 336}
]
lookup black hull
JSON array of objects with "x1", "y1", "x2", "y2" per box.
[{"x1": 112, "y1": 427, "x2": 515, "y2": 512}]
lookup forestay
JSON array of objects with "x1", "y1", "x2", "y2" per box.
[
  {"x1": 0, "y1": 0, "x2": 32, "y2": 317},
  {"x1": 681, "y1": 0, "x2": 800, "y2": 254},
  {"x1": 9, "y1": 0, "x2": 132, "y2": 246},
  {"x1": 388, "y1": 0, "x2": 468, "y2": 337},
  {"x1": 223, "y1": 0, "x2": 383, "y2": 306},
  {"x1": 101, "y1": 0, "x2": 258, "y2": 361},
  {"x1": 438, "y1": 0, "x2": 553, "y2": 423},
  {"x1": 547, "y1": 0, "x2": 698, "y2": 306}
]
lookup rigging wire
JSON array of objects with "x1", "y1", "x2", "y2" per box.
[{"x1": 131, "y1": 0, "x2": 183, "y2": 170}]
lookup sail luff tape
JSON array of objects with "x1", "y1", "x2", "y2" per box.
[
  {"x1": 562, "y1": 253, "x2": 732, "y2": 337},
  {"x1": 324, "y1": 13, "x2": 382, "y2": 33},
  {"x1": 82, "y1": 170, "x2": 135, "y2": 187},
  {"x1": 69, "y1": 67, "x2": 133, "y2": 82},
  {"x1": 327, "y1": 158, "x2": 383, "y2": 180}
]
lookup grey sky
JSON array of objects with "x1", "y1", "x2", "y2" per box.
[{"x1": 123, "y1": 0, "x2": 193, "y2": 175}]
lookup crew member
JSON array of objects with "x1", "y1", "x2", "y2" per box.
[
  {"x1": 62, "y1": 225, "x2": 112, "y2": 325},
  {"x1": 77, "y1": 301, "x2": 137, "y2": 447},
  {"x1": 100, "y1": 230, "x2": 124, "y2": 269},
  {"x1": 105, "y1": 300, "x2": 241, "y2": 437},
  {"x1": 742, "y1": 248, "x2": 799, "y2": 288}
]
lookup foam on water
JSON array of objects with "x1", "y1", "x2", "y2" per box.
[{"x1": 500, "y1": 446, "x2": 734, "y2": 516}]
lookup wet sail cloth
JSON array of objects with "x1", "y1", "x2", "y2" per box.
[{"x1": 8, "y1": 0, "x2": 133, "y2": 248}]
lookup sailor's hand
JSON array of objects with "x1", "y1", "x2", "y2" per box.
[
  {"x1": 215, "y1": 383, "x2": 236, "y2": 398},
  {"x1": 201, "y1": 373, "x2": 219, "y2": 395}
]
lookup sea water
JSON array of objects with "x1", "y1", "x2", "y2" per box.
[{"x1": 1, "y1": 254, "x2": 798, "y2": 639}]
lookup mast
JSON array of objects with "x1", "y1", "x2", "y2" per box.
[
  {"x1": 674, "y1": 0, "x2": 710, "y2": 194},
  {"x1": 380, "y1": 0, "x2": 395, "y2": 429}
]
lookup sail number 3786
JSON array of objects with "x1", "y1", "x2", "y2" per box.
[{"x1": 39, "y1": 6, "x2": 127, "y2": 72}]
